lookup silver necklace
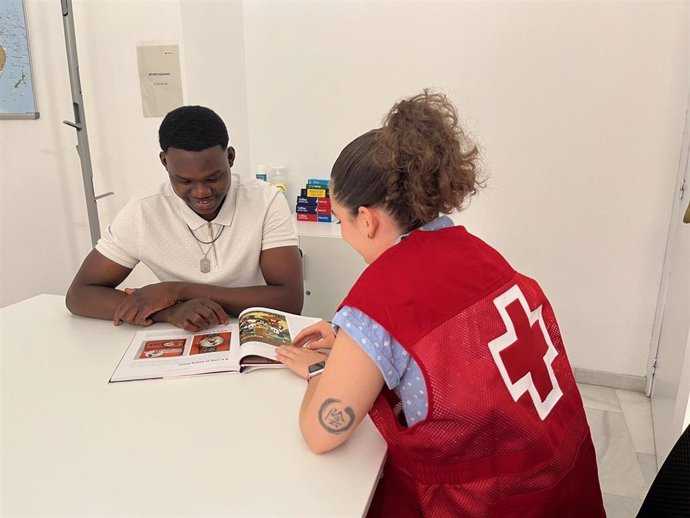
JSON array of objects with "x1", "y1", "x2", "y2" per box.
[{"x1": 187, "y1": 223, "x2": 225, "y2": 273}]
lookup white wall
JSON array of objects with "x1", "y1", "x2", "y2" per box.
[
  {"x1": 0, "y1": 0, "x2": 88, "y2": 307},
  {"x1": 679, "y1": 330, "x2": 690, "y2": 432},
  {"x1": 1, "y1": 0, "x2": 250, "y2": 301},
  {"x1": 75, "y1": 0, "x2": 250, "y2": 227},
  {"x1": 1, "y1": 1, "x2": 687, "y2": 379},
  {"x1": 242, "y1": 0, "x2": 689, "y2": 377},
  {"x1": 179, "y1": 0, "x2": 251, "y2": 179},
  {"x1": 73, "y1": 0, "x2": 184, "y2": 229}
]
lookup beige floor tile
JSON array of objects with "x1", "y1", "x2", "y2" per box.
[
  {"x1": 616, "y1": 389, "x2": 655, "y2": 455},
  {"x1": 585, "y1": 407, "x2": 647, "y2": 499},
  {"x1": 603, "y1": 493, "x2": 643, "y2": 518},
  {"x1": 636, "y1": 452, "x2": 658, "y2": 491},
  {"x1": 578, "y1": 383, "x2": 623, "y2": 413}
]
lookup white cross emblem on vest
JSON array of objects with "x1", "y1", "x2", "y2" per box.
[{"x1": 488, "y1": 284, "x2": 563, "y2": 420}]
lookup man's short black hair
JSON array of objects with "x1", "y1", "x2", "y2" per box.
[{"x1": 159, "y1": 105, "x2": 229, "y2": 152}]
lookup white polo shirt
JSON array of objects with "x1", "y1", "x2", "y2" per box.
[{"x1": 95, "y1": 175, "x2": 298, "y2": 287}]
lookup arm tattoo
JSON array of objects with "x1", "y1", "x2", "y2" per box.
[{"x1": 318, "y1": 398, "x2": 355, "y2": 434}]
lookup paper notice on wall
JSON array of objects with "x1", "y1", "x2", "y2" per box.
[{"x1": 136, "y1": 44, "x2": 183, "y2": 117}]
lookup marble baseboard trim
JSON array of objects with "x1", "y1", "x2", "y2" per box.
[{"x1": 574, "y1": 368, "x2": 646, "y2": 393}]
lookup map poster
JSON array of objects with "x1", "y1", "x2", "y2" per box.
[
  {"x1": 136, "y1": 43, "x2": 183, "y2": 118},
  {"x1": 0, "y1": 0, "x2": 39, "y2": 119}
]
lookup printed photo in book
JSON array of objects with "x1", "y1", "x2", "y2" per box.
[
  {"x1": 109, "y1": 307, "x2": 321, "y2": 382},
  {"x1": 238, "y1": 309, "x2": 294, "y2": 366}
]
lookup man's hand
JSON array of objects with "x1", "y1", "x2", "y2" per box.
[
  {"x1": 292, "y1": 321, "x2": 336, "y2": 350},
  {"x1": 113, "y1": 282, "x2": 180, "y2": 326},
  {"x1": 165, "y1": 298, "x2": 229, "y2": 332}
]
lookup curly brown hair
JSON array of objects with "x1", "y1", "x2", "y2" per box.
[{"x1": 331, "y1": 90, "x2": 482, "y2": 232}]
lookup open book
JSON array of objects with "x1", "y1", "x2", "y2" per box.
[{"x1": 109, "y1": 307, "x2": 321, "y2": 382}]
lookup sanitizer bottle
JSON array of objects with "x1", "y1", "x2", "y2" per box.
[{"x1": 268, "y1": 163, "x2": 288, "y2": 195}]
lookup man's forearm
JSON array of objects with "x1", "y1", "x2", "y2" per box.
[
  {"x1": 176, "y1": 283, "x2": 304, "y2": 316},
  {"x1": 65, "y1": 285, "x2": 128, "y2": 321},
  {"x1": 66, "y1": 281, "x2": 303, "y2": 322}
]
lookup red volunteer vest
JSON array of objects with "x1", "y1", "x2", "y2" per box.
[{"x1": 340, "y1": 226, "x2": 605, "y2": 518}]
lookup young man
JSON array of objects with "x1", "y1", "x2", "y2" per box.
[{"x1": 66, "y1": 106, "x2": 303, "y2": 332}]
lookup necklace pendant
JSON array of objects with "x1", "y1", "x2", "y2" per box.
[{"x1": 200, "y1": 257, "x2": 211, "y2": 273}]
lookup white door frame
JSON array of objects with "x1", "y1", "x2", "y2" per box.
[{"x1": 646, "y1": 95, "x2": 690, "y2": 396}]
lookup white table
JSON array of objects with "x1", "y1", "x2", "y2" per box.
[{"x1": 1, "y1": 295, "x2": 386, "y2": 517}]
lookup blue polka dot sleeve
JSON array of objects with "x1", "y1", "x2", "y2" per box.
[
  {"x1": 332, "y1": 306, "x2": 408, "y2": 389},
  {"x1": 329, "y1": 216, "x2": 453, "y2": 424},
  {"x1": 332, "y1": 306, "x2": 429, "y2": 424}
]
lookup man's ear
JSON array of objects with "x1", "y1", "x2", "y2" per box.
[
  {"x1": 159, "y1": 151, "x2": 168, "y2": 169},
  {"x1": 227, "y1": 146, "x2": 236, "y2": 167}
]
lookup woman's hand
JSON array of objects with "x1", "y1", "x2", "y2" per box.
[
  {"x1": 292, "y1": 321, "x2": 336, "y2": 350},
  {"x1": 276, "y1": 345, "x2": 328, "y2": 380}
]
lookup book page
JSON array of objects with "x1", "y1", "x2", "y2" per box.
[
  {"x1": 110, "y1": 324, "x2": 240, "y2": 382},
  {"x1": 237, "y1": 307, "x2": 322, "y2": 365}
]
